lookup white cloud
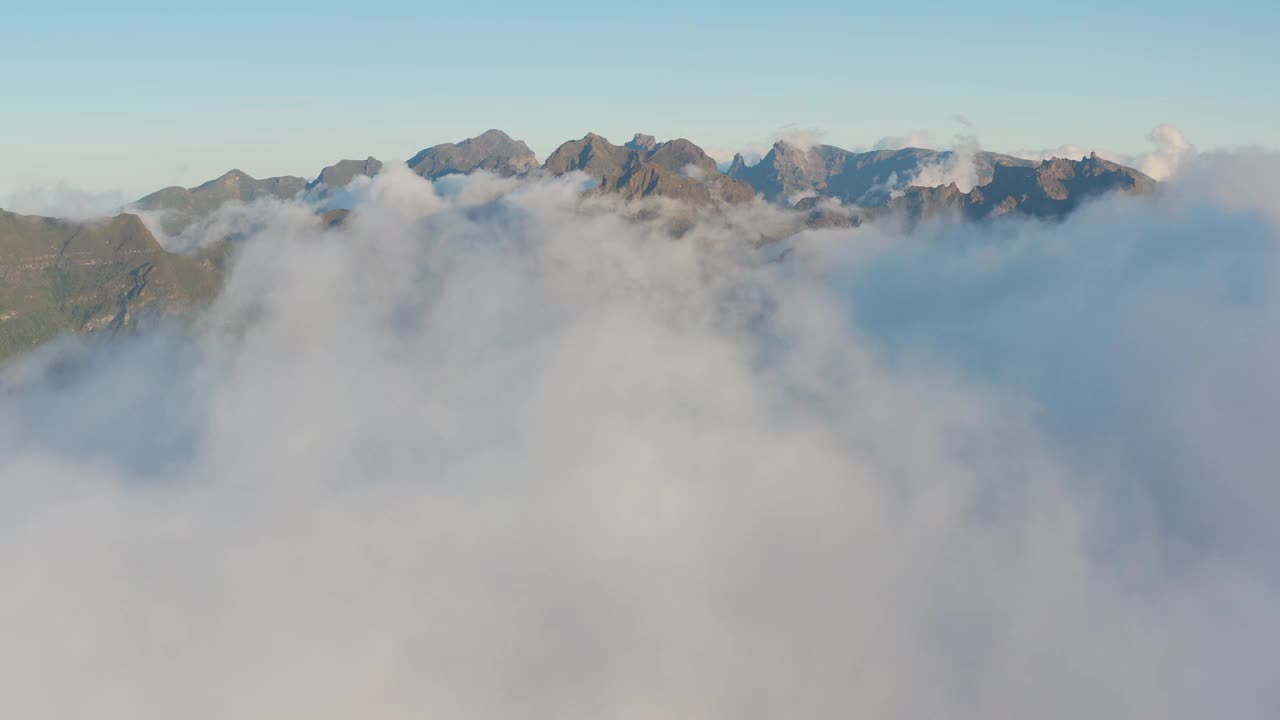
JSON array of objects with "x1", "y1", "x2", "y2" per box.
[
  {"x1": 2, "y1": 155, "x2": 1279, "y2": 718},
  {"x1": 774, "y1": 125, "x2": 825, "y2": 150},
  {"x1": 1011, "y1": 125, "x2": 1197, "y2": 181},
  {"x1": 679, "y1": 163, "x2": 707, "y2": 180},
  {"x1": 874, "y1": 129, "x2": 939, "y2": 150},
  {"x1": 0, "y1": 181, "x2": 128, "y2": 219},
  {"x1": 1134, "y1": 124, "x2": 1195, "y2": 181}
]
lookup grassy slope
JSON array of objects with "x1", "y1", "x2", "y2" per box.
[{"x1": 0, "y1": 210, "x2": 222, "y2": 361}]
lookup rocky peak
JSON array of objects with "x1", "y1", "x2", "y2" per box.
[
  {"x1": 308, "y1": 157, "x2": 384, "y2": 190},
  {"x1": 542, "y1": 133, "x2": 753, "y2": 206},
  {"x1": 408, "y1": 130, "x2": 538, "y2": 179},
  {"x1": 645, "y1": 138, "x2": 719, "y2": 175},
  {"x1": 626, "y1": 133, "x2": 659, "y2": 152},
  {"x1": 474, "y1": 128, "x2": 515, "y2": 142},
  {"x1": 892, "y1": 154, "x2": 1155, "y2": 221},
  {"x1": 543, "y1": 133, "x2": 633, "y2": 177}
]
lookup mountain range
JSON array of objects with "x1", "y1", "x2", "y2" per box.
[
  {"x1": 1, "y1": 129, "x2": 1156, "y2": 359},
  {"x1": 129, "y1": 129, "x2": 1155, "y2": 227}
]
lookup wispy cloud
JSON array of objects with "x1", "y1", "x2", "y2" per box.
[
  {"x1": 0, "y1": 182, "x2": 128, "y2": 219},
  {"x1": 1013, "y1": 124, "x2": 1197, "y2": 180}
]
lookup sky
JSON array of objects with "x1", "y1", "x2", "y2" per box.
[{"x1": 2, "y1": 0, "x2": 1278, "y2": 197}]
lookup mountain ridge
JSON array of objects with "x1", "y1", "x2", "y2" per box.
[
  {"x1": 133, "y1": 170, "x2": 308, "y2": 234},
  {"x1": 120, "y1": 130, "x2": 1157, "y2": 227},
  {"x1": 890, "y1": 153, "x2": 1155, "y2": 220},
  {"x1": 2, "y1": 134, "x2": 1158, "y2": 362}
]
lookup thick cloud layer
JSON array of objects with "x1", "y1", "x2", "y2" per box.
[{"x1": 2, "y1": 157, "x2": 1278, "y2": 719}]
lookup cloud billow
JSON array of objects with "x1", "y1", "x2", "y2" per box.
[{"x1": 1, "y1": 154, "x2": 1278, "y2": 718}]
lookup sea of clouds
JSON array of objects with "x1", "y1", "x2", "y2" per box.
[{"x1": 2, "y1": 151, "x2": 1278, "y2": 718}]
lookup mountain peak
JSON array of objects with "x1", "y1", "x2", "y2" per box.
[
  {"x1": 466, "y1": 129, "x2": 525, "y2": 152},
  {"x1": 645, "y1": 138, "x2": 719, "y2": 175},
  {"x1": 892, "y1": 153, "x2": 1155, "y2": 220},
  {"x1": 627, "y1": 133, "x2": 658, "y2": 152},
  {"x1": 308, "y1": 157, "x2": 384, "y2": 191},
  {"x1": 134, "y1": 170, "x2": 307, "y2": 234},
  {"x1": 728, "y1": 153, "x2": 747, "y2": 176},
  {"x1": 408, "y1": 131, "x2": 538, "y2": 179}
]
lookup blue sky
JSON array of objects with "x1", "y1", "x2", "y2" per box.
[{"x1": 2, "y1": 0, "x2": 1278, "y2": 197}]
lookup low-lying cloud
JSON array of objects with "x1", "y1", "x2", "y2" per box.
[
  {"x1": 1014, "y1": 124, "x2": 1196, "y2": 181},
  {"x1": 0, "y1": 181, "x2": 128, "y2": 220},
  {"x1": 2, "y1": 152, "x2": 1278, "y2": 718}
]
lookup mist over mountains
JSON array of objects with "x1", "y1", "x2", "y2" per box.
[
  {"x1": 0, "y1": 128, "x2": 1162, "y2": 359},
  {"x1": 1, "y1": 125, "x2": 1278, "y2": 719},
  {"x1": 129, "y1": 128, "x2": 1156, "y2": 232},
  {"x1": 1, "y1": 144, "x2": 1278, "y2": 718}
]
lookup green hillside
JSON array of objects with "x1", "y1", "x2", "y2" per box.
[{"x1": 0, "y1": 209, "x2": 222, "y2": 361}]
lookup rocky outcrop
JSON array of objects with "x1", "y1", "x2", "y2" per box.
[
  {"x1": 626, "y1": 133, "x2": 659, "y2": 152},
  {"x1": 729, "y1": 141, "x2": 1036, "y2": 205},
  {"x1": 407, "y1": 129, "x2": 538, "y2": 179},
  {"x1": 890, "y1": 154, "x2": 1156, "y2": 221},
  {"x1": 307, "y1": 157, "x2": 384, "y2": 190},
  {"x1": 542, "y1": 133, "x2": 755, "y2": 206}
]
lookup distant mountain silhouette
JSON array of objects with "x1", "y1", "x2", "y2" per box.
[
  {"x1": 408, "y1": 129, "x2": 537, "y2": 179},
  {"x1": 890, "y1": 153, "x2": 1156, "y2": 220},
  {"x1": 728, "y1": 141, "x2": 1036, "y2": 205},
  {"x1": 3, "y1": 132, "x2": 1164, "y2": 360},
  {"x1": 133, "y1": 169, "x2": 306, "y2": 234},
  {"x1": 543, "y1": 132, "x2": 755, "y2": 205},
  {"x1": 123, "y1": 131, "x2": 1155, "y2": 226},
  {"x1": 307, "y1": 157, "x2": 383, "y2": 191}
]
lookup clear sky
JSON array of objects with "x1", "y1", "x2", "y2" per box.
[{"x1": 3, "y1": 0, "x2": 1278, "y2": 198}]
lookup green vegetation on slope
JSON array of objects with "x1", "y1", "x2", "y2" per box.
[{"x1": 0, "y1": 209, "x2": 222, "y2": 361}]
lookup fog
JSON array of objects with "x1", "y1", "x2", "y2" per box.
[{"x1": 1, "y1": 156, "x2": 1277, "y2": 718}]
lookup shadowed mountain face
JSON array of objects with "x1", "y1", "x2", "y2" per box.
[
  {"x1": 408, "y1": 129, "x2": 538, "y2": 179},
  {"x1": 728, "y1": 142, "x2": 1037, "y2": 205},
  {"x1": 306, "y1": 157, "x2": 384, "y2": 191},
  {"x1": 543, "y1": 133, "x2": 756, "y2": 205},
  {"x1": 891, "y1": 154, "x2": 1156, "y2": 220},
  {"x1": 133, "y1": 169, "x2": 307, "y2": 234},
  {"x1": 0, "y1": 210, "x2": 222, "y2": 359}
]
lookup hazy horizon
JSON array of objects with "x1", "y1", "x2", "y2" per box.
[{"x1": 4, "y1": 0, "x2": 1277, "y2": 197}]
